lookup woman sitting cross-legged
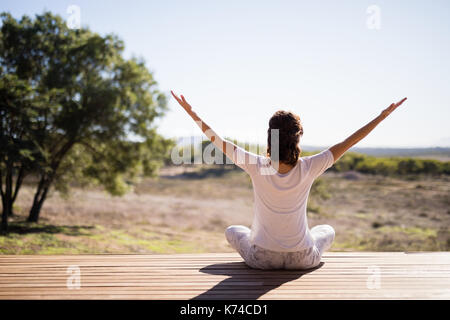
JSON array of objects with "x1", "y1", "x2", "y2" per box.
[{"x1": 171, "y1": 91, "x2": 406, "y2": 270}]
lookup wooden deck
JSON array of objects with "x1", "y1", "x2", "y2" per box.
[{"x1": 0, "y1": 252, "x2": 449, "y2": 300}]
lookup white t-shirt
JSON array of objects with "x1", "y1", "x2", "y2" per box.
[{"x1": 232, "y1": 146, "x2": 335, "y2": 252}]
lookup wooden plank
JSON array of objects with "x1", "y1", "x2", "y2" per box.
[{"x1": 0, "y1": 252, "x2": 449, "y2": 300}]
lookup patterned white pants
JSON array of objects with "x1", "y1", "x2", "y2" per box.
[{"x1": 225, "y1": 224, "x2": 335, "y2": 270}]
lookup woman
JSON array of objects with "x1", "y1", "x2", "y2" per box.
[{"x1": 171, "y1": 90, "x2": 407, "y2": 270}]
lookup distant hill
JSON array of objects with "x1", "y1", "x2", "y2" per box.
[{"x1": 302, "y1": 145, "x2": 450, "y2": 161}]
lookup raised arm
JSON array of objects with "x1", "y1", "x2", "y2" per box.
[
  {"x1": 171, "y1": 90, "x2": 237, "y2": 161},
  {"x1": 329, "y1": 97, "x2": 407, "y2": 162}
]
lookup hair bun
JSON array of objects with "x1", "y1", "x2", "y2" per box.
[{"x1": 267, "y1": 110, "x2": 303, "y2": 166}]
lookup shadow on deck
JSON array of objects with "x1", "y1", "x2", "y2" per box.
[{"x1": 193, "y1": 261, "x2": 324, "y2": 300}]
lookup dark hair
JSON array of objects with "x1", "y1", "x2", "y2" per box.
[{"x1": 267, "y1": 110, "x2": 303, "y2": 166}]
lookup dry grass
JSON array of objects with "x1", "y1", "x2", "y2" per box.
[{"x1": 1, "y1": 165, "x2": 449, "y2": 254}]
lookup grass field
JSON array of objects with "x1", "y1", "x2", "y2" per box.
[{"x1": 1, "y1": 165, "x2": 449, "y2": 254}]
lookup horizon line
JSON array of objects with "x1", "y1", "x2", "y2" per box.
[{"x1": 168, "y1": 135, "x2": 450, "y2": 150}]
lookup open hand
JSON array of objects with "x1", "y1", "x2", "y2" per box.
[
  {"x1": 171, "y1": 90, "x2": 192, "y2": 112},
  {"x1": 380, "y1": 97, "x2": 407, "y2": 119}
]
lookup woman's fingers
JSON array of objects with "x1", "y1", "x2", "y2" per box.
[
  {"x1": 171, "y1": 90, "x2": 181, "y2": 102},
  {"x1": 171, "y1": 90, "x2": 187, "y2": 103},
  {"x1": 181, "y1": 95, "x2": 187, "y2": 103},
  {"x1": 381, "y1": 97, "x2": 407, "y2": 119},
  {"x1": 171, "y1": 90, "x2": 186, "y2": 106},
  {"x1": 388, "y1": 97, "x2": 407, "y2": 111},
  {"x1": 395, "y1": 97, "x2": 407, "y2": 107},
  {"x1": 171, "y1": 90, "x2": 191, "y2": 110}
]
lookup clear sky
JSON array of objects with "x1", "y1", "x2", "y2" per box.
[{"x1": 3, "y1": 0, "x2": 450, "y2": 147}]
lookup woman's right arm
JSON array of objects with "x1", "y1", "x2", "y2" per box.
[
  {"x1": 171, "y1": 90, "x2": 238, "y2": 160},
  {"x1": 329, "y1": 97, "x2": 407, "y2": 162}
]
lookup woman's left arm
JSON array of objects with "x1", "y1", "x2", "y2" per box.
[{"x1": 171, "y1": 90, "x2": 237, "y2": 161}]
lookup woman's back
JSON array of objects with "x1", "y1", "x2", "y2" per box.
[{"x1": 232, "y1": 146, "x2": 335, "y2": 252}]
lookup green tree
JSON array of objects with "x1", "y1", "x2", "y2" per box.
[
  {"x1": 0, "y1": 12, "x2": 173, "y2": 229},
  {"x1": 0, "y1": 74, "x2": 47, "y2": 230}
]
